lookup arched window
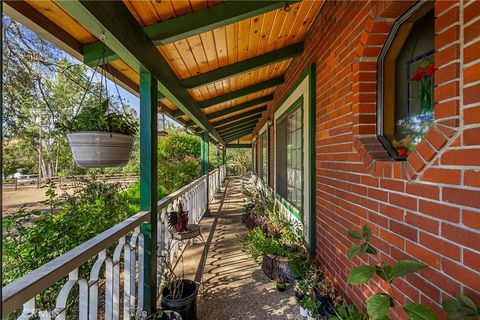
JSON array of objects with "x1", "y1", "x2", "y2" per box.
[{"x1": 377, "y1": 1, "x2": 435, "y2": 159}]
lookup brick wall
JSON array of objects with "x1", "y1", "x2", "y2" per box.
[{"x1": 255, "y1": 0, "x2": 480, "y2": 318}]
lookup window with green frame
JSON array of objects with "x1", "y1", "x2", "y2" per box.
[
  {"x1": 276, "y1": 101, "x2": 303, "y2": 211},
  {"x1": 259, "y1": 131, "x2": 268, "y2": 183}
]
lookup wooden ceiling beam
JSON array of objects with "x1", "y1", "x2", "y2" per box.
[
  {"x1": 226, "y1": 144, "x2": 252, "y2": 148},
  {"x1": 82, "y1": 1, "x2": 296, "y2": 66},
  {"x1": 214, "y1": 113, "x2": 262, "y2": 129},
  {"x1": 217, "y1": 118, "x2": 259, "y2": 134},
  {"x1": 220, "y1": 123, "x2": 257, "y2": 137},
  {"x1": 222, "y1": 128, "x2": 255, "y2": 140},
  {"x1": 57, "y1": 1, "x2": 224, "y2": 144},
  {"x1": 182, "y1": 43, "x2": 304, "y2": 88},
  {"x1": 198, "y1": 77, "x2": 284, "y2": 109},
  {"x1": 210, "y1": 107, "x2": 266, "y2": 128}
]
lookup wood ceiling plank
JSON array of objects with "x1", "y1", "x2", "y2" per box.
[
  {"x1": 122, "y1": 1, "x2": 145, "y2": 26},
  {"x1": 151, "y1": 0, "x2": 177, "y2": 21},
  {"x1": 173, "y1": 39, "x2": 201, "y2": 77},
  {"x1": 26, "y1": 0, "x2": 95, "y2": 43},
  {"x1": 127, "y1": 1, "x2": 160, "y2": 26},
  {"x1": 157, "y1": 44, "x2": 186, "y2": 79},
  {"x1": 170, "y1": 1, "x2": 193, "y2": 17},
  {"x1": 213, "y1": 26, "x2": 229, "y2": 68},
  {"x1": 238, "y1": 18, "x2": 251, "y2": 62},
  {"x1": 248, "y1": 14, "x2": 264, "y2": 57},
  {"x1": 189, "y1": 0, "x2": 208, "y2": 11}
]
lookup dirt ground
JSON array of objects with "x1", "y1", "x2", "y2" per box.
[{"x1": 2, "y1": 187, "x2": 56, "y2": 215}]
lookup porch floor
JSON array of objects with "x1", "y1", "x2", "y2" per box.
[{"x1": 179, "y1": 179, "x2": 300, "y2": 319}]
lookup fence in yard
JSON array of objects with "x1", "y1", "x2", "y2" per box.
[{"x1": 2, "y1": 165, "x2": 226, "y2": 319}]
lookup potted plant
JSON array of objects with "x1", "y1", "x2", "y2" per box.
[
  {"x1": 168, "y1": 202, "x2": 189, "y2": 233},
  {"x1": 66, "y1": 100, "x2": 137, "y2": 168},
  {"x1": 299, "y1": 296, "x2": 310, "y2": 317},
  {"x1": 276, "y1": 278, "x2": 287, "y2": 292},
  {"x1": 330, "y1": 305, "x2": 366, "y2": 320},
  {"x1": 314, "y1": 278, "x2": 335, "y2": 317},
  {"x1": 161, "y1": 262, "x2": 200, "y2": 320},
  {"x1": 304, "y1": 296, "x2": 321, "y2": 320}
]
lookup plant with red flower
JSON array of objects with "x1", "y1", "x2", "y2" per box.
[
  {"x1": 425, "y1": 63, "x2": 435, "y2": 77},
  {"x1": 411, "y1": 67, "x2": 425, "y2": 81}
]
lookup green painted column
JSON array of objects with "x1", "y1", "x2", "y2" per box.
[
  {"x1": 139, "y1": 69, "x2": 158, "y2": 314},
  {"x1": 201, "y1": 132, "x2": 210, "y2": 215}
]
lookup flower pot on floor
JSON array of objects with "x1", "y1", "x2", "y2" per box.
[
  {"x1": 161, "y1": 279, "x2": 199, "y2": 320},
  {"x1": 261, "y1": 254, "x2": 295, "y2": 281},
  {"x1": 314, "y1": 290, "x2": 333, "y2": 317},
  {"x1": 67, "y1": 131, "x2": 134, "y2": 168},
  {"x1": 300, "y1": 306, "x2": 308, "y2": 317}
]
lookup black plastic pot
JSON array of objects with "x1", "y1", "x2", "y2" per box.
[
  {"x1": 314, "y1": 291, "x2": 333, "y2": 317},
  {"x1": 294, "y1": 289, "x2": 305, "y2": 301},
  {"x1": 161, "y1": 280, "x2": 199, "y2": 320}
]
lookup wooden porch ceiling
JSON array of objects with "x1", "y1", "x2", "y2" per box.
[{"x1": 5, "y1": 0, "x2": 322, "y2": 144}]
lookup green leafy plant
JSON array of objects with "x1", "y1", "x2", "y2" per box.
[
  {"x1": 346, "y1": 224, "x2": 435, "y2": 320},
  {"x1": 442, "y1": 295, "x2": 479, "y2": 320},
  {"x1": 67, "y1": 100, "x2": 138, "y2": 135},
  {"x1": 303, "y1": 295, "x2": 320, "y2": 318},
  {"x1": 331, "y1": 305, "x2": 367, "y2": 320}
]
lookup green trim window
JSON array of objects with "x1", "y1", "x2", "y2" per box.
[
  {"x1": 259, "y1": 131, "x2": 268, "y2": 183},
  {"x1": 276, "y1": 99, "x2": 303, "y2": 211}
]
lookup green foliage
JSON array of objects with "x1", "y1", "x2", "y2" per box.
[
  {"x1": 157, "y1": 129, "x2": 201, "y2": 194},
  {"x1": 67, "y1": 100, "x2": 138, "y2": 135},
  {"x1": 331, "y1": 305, "x2": 367, "y2": 320},
  {"x1": 2, "y1": 179, "x2": 134, "y2": 310},
  {"x1": 442, "y1": 295, "x2": 479, "y2": 320},
  {"x1": 404, "y1": 303, "x2": 437, "y2": 320},
  {"x1": 347, "y1": 265, "x2": 376, "y2": 285},
  {"x1": 302, "y1": 295, "x2": 320, "y2": 317},
  {"x1": 346, "y1": 224, "x2": 433, "y2": 320},
  {"x1": 367, "y1": 293, "x2": 393, "y2": 320}
]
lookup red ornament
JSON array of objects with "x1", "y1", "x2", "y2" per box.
[
  {"x1": 425, "y1": 63, "x2": 435, "y2": 77},
  {"x1": 398, "y1": 149, "x2": 408, "y2": 156},
  {"x1": 411, "y1": 68, "x2": 425, "y2": 81}
]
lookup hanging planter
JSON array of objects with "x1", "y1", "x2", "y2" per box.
[{"x1": 65, "y1": 36, "x2": 137, "y2": 168}]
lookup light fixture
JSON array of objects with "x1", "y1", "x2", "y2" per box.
[
  {"x1": 158, "y1": 112, "x2": 168, "y2": 136},
  {"x1": 267, "y1": 119, "x2": 273, "y2": 127}
]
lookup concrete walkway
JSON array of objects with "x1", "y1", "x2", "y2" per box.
[{"x1": 178, "y1": 179, "x2": 300, "y2": 320}]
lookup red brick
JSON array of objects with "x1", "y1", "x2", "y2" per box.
[
  {"x1": 436, "y1": 43, "x2": 460, "y2": 67},
  {"x1": 406, "y1": 183, "x2": 440, "y2": 200},
  {"x1": 425, "y1": 127, "x2": 448, "y2": 150},
  {"x1": 464, "y1": 62, "x2": 480, "y2": 84},
  {"x1": 421, "y1": 268, "x2": 460, "y2": 297},
  {"x1": 464, "y1": 83, "x2": 480, "y2": 105},
  {"x1": 443, "y1": 259, "x2": 480, "y2": 292},
  {"x1": 464, "y1": 41, "x2": 480, "y2": 64},
  {"x1": 435, "y1": 1, "x2": 458, "y2": 16},
  {"x1": 464, "y1": 106, "x2": 480, "y2": 125},
  {"x1": 379, "y1": 203, "x2": 404, "y2": 221},
  {"x1": 435, "y1": 81, "x2": 459, "y2": 102},
  {"x1": 379, "y1": 228, "x2": 405, "y2": 249},
  {"x1": 415, "y1": 141, "x2": 436, "y2": 162},
  {"x1": 463, "y1": 209, "x2": 480, "y2": 230},
  {"x1": 405, "y1": 241, "x2": 441, "y2": 268},
  {"x1": 405, "y1": 212, "x2": 439, "y2": 235},
  {"x1": 418, "y1": 199, "x2": 460, "y2": 222},
  {"x1": 368, "y1": 188, "x2": 388, "y2": 202},
  {"x1": 419, "y1": 232, "x2": 461, "y2": 261},
  {"x1": 435, "y1": 25, "x2": 459, "y2": 49},
  {"x1": 435, "y1": 5, "x2": 459, "y2": 32},
  {"x1": 464, "y1": 249, "x2": 480, "y2": 272},
  {"x1": 465, "y1": 18, "x2": 480, "y2": 44},
  {"x1": 435, "y1": 62, "x2": 459, "y2": 85},
  {"x1": 391, "y1": 221, "x2": 418, "y2": 241},
  {"x1": 434, "y1": 100, "x2": 460, "y2": 119},
  {"x1": 380, "y1": 179, "x2": 405, "y2": 192},
  {"x1": 407, "y1": 152, "x2": 426, "y2": 173},
  {"x1": 441, "y1": 223, "x2": 480, "y2": 251},
  {"x1": 421, "y1": 168, "x2": 461, "y2": 185},
  {"x1": 444, "y1": 187, "x2": 480, "y2": 208},
  {"x1": 465, "y1": 1, "x2": 480, "y2": 24},
  {"x1": 442, "y1": 149, "x2": 480, "y2": 166}
]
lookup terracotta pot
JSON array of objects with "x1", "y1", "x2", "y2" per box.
[{"x1": 68, "y1": 131, "x2": 133, "y2": 168}]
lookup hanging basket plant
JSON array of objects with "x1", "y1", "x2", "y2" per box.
[{"x1": 65, "y1": 36, "x2": 137, "y2": 168}]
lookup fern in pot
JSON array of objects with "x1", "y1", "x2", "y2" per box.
[{"x1": 66, "y1": 99, "x2": 137, "y2": 168}]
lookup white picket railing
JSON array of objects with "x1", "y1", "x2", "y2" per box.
[{"x1": 2, "y1": 165, "x2": 226, "y2": 319}]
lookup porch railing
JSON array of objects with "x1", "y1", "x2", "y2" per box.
[{"x1": 2, "y1": 165, "x2": 226, "y2": 319}]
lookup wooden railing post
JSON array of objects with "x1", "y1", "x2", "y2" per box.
[{"x1": 139, "y1": 69, "x2": 158, "y2": 314}]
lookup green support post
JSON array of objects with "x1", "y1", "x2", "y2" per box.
[
  {"x1": 201, "y1": 132, "x2": 210, "y2": 216},
  {"x1": 139, "y1": 70, "x2": 158, "y2": 314}
]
